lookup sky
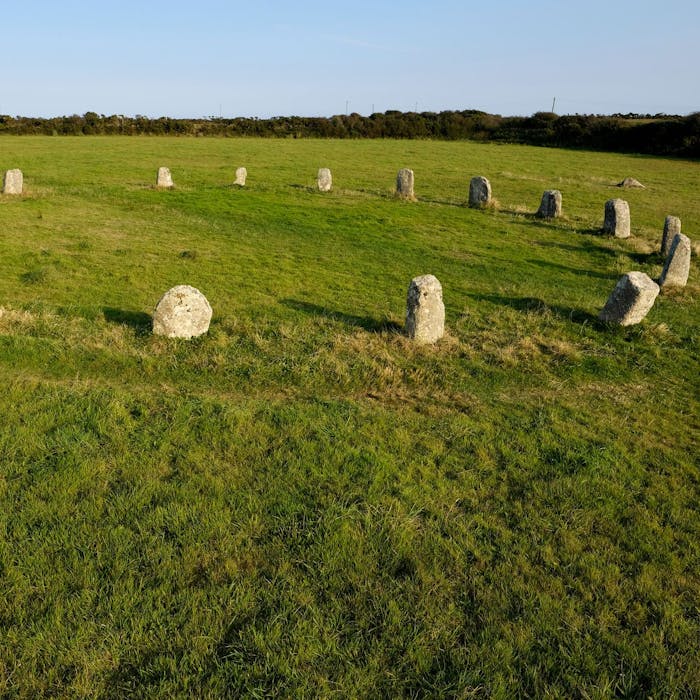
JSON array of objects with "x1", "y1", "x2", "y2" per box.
[{"x1": 3, "y1": 0, "x2": 699, "y2": 119}]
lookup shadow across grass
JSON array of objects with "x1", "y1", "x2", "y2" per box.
[
  {"x1": 103, "y1": 307, "x2": 152, "y2": 336},
  {"x1": 468, "y1": 293, "x2": 599, "y2": 324},
  {"x1": 526, "y1": 258, "x2": 617, "y2": 280},
  {"x1": 281, "y1": 299, "x2": 402, "y2": 333}
]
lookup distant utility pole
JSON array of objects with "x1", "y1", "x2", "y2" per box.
[{"x1": 551, "y1": 97, "x2": 556, "y2": 113}]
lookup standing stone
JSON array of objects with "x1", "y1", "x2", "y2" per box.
[
  {"x1": 661, "y1": 215, "x2": 681, "y2": 257},
  {"x1": 599, "y1": 271, "x2": 659, "y2": 326},
  {"x1": 156, "y1": 167, "x2": 174, "y2": 188},
  {"x1": 603, "y1": 198, "x2": 630, "y2": 238},
  {"x1": 396, "y1": 168, "x2": 415, "y2": 200},
  {"x1": 405, "y1": 274, "x2": 445, "y2": 344},
  {"x1": 469, "y1": 176, "x2": 492, "y2": 208},
  {"x1": 317, "y1": 168, "x2": 332, "y2": 192},
  {"x1": 2, "y1": 169, "x2": 23, "y2": 195},
  {"x1": 234, "y1": 167, "x2": 247, "y2": 186},
  {"x1": 536, "y1": 190, "x2": 562, "y2": 218},
  {"x1": 152, "y1": 285, "x2": 212, "y2": 338},
  {"x1": 659, "y1": 233, "x2": 691, "y2": 288}
]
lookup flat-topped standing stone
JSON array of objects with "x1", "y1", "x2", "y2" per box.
[
  {"x1": 405, "y1": 274, "x2": 445, "y2": 344},
  {"x1": 3, "y1": 169, "x2": 23, "y2": 195},
  {"x1": 603, "y1": 198, "x2": 630, "y2": 238},
  {"x1": 599, "y1": 271, "x2": 659, "y2": 326},
  {"x1": 536, "y1": 190, "x2": 562, "y2": 218},
  {"x1": 659, "y1": 233, "x2": 691, "y2": 288},
  {"x1": 469, "y1": 176, "x2": 491, "y2": 208},
  {"x1": 396, "y1": 168, "x2": 415, "y2": 200},
  {"x1": 234, "y1": 167, "x2": 247, "y2": 186},
  {"x1": 156, "y1": 167, "x2": 174, "y2": 188},
  {"x1": 317, "y1": 168, "x2": 332, "y2": 192},
  {"x1": 152, "y1": 285, "x2": 212, "y2": 338},
  {"x1": 661, "y1": 215, "x2": 681, "y2": 257}
]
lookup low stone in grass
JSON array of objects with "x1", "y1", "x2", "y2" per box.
[
  {"x1": 405, "y1": 274, "x2": 444, "y2": 344},
  {"x1": 536, "y1": 190, "x2": 562, "y2": 218},
  {"x1": 469, "y1": 176, "x2": 491, "y2": 208},
  {"x1": 317, "y1": 168, "x2": 332, "y2": 192},
  {"x1": 599, "y1": 271, "x2": 659, "y2": 326},
  {"x1": 617, "y1": 177, "x2": 645, "y2": 189},
  {"x1": 659, "y1": 233, "x2": 691, "y2": 288},
  {"x1": 156, "y1": 167, "x2": 174, "y2": 188},
  {"x1": 3, "y1": 169, "x2": 23, "y2": 195},
  {"x1": 661, "y1": 215, "x2": 681, "y2": 257},
  {"x1": 603, "y1": 198, "x2": 630, "y2": 238},
  {"x1": 234, "y1": 167, "x2": 247, "y2": 186},
  {"x1": 396, "y1": 168, "x2": 415, "y2": 200},
  {"x1": 152, "y1": 285, "x2": 212, "y2": 338}
]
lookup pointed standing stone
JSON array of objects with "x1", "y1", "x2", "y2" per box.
[
  {"x1": 661, "y1": 215, "x2": 681, "y2": 257},
  {"x1": 599, "y1": 272, "x2": 659, "y2": 326},
  {"x1": 152, "y1": 285, "x2": 212, "y2": 338},
  {"x1": 156, "y1": 167, "x2": 174, "y2": 188},
  {"x1": 396, "y1": 168, "x2": 415, "y2": 200},
  {"x1": 469, "y1": 176, "x2": 492, "y2": 208},
  {"x1": 536, "y1": 190, "x2": 562, "y2": 218},
  {"x1": 603, "y1": 199, "x2": 630, "y2": 238},
  {"x1": 659, "y1": 233, "x2": 691, "y2": 288},
  {"x1": 317, "y1": 168, "x2": 332, "y2": 192},
  {"x1": 234, "y1": 167, "x2": 247, "y2": 186},
  {"x1": 405, "y1": 274, "x2": 445, "y2": 344},
  {"x1": 2, "y1": 169, "x2": 23, "y2": 195}
]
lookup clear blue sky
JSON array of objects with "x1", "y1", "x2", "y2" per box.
[{"x1": 3, "y1": 0, "x2": 699, "y2": 118}]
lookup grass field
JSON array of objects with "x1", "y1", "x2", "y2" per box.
[{"x1": 1, "y1": 136, "x2": 698, "y2": 698}]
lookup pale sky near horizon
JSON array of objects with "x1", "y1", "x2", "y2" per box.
[{"x1": 3, "y1": 0, "x2": 699, "y2": 119}]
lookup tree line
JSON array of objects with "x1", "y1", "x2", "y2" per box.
[{"x1": 1, "y1": 110, "x2": 698, "y2": 158}]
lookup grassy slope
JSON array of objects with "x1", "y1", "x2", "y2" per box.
[{"x1": 0, "y1": 137, "x2": 698, "y2": 698}]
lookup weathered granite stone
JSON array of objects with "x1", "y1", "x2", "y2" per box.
[
  {"x1": 156, "y1": 167, "x2": 174, "y2": 188},
  {"x1": 317, "y1": 168, "x2": 332, "y2": 192},
  {"x1": 599, "y1": 271, "x2": 659, "y2": 325},
  {"x1": 396, "y1": 168, "x2": 415, "y2": 200},
  {"x1": 661, "y1": 215, "x2": 681, "y2": 257},
  {"x1": 152, "y1": 285, "x2": 212, "y2": 338},
  {"x1": 659, "y1": 233, "x2": 691, "y2": 288},
  {"x1": 603, "y1": 199, "x2": 630, "y2": 238},
  {"x1": 405, "y1": 274, "x2": 445, "y2": 344},
  {"x1": 617, "y1": 177, "x2": 645, "y2": 189},
  {"x1": 3, "y1": 169, "x2": 23, "y2": 195},
  {"x1": 469, "y1": 176, "x2": 491, "y2": 208},
  {"x1": 536, "y1": 190, "x2": 562, "y2": 218},
  {"x1": 234, "y1": 167, "x2": 247, "y2": 186}
]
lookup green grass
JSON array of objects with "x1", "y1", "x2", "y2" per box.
[{"x1": 1, "y1": 136, "x2": 699, "y2": 698}]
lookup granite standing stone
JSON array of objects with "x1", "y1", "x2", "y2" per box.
[
  {"x1": 659, "y1": 233, "x2": 691, "y2": 288},
  {"x1": 156, "y1": 167, "x2": 174, "y2": 188},
  {"x1": 405, "y1": 274, "x2": 445, "y2": 344},
  {"x1": 469, "y1": 176, "x2": 491, "y2": 208},
  {"x1": 536, "y1": 190, "x2": 562, "y2": 218},
  {"x1": 3, "y1": 169, "x2": 23, "y2": 195},
  {"x1": 603, "y1": 198, "x2": 630, "y2": 238},
  {"x1": 396, "y1": 168, "x2": 415, "y2": 200},
  {"x1": 661, "y1": 215, "x2": 681, "y2": 257},
  {"x1": 234, "y1": 167, "x2": 247, "y2": 186},
  {"x1": 152, "y1": 285, "x2": 212, "y2": 338},
  {"x1": 599, "y1": 271, "x2": 659, "y2": 325},
  {"x1": 317, "y1": 168, "x2": 332, "y2": 192}
]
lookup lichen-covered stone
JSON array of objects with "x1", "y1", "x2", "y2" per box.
[
  {"x1": 317, "y1": 168, "x2": 332, "y2": 192},
  {"x1": 599, "y1": 272, "x2": 659, "y2": 326},
  {"x1": 659, "y1": 233, "x2": 691, "y2": 288},
  {"x1": 469, "y1": 176, "x2": 491, "y2": 208},
  {"x1": 405, "y1": 274, "x2": 445, "y2": 344},
  {"x1": 396, "y1": 168, "x2": 415, "y2": 200},
  {"x1": 156, "y1": 167, "x2": 174, "y2": 188},
  {"x1": 536, "y1": 190, "x2": 562, "y2": 218},
  {"x1": 234, "y1": 167, "x2": 247, "y2": 186},
  {"x1": 603, "y1": 199, "x2": 630, "y2": 238},
  {"x1": 3, "y1": 169, "x2": 23, "y2": 195},
  {"x1": 661, "y1": 215, "x2": 681, "y2": 257},
  {"x1": 152, "y1": 285, "x2": 212, "y2": 338}
]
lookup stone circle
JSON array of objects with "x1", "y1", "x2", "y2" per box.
[
  {"x1": 396, "y1": 168, "x2": 415, "y2": 200},
  {"x1": 659, "y1": 233, "x2": 691, "y2": 288},
  {"x1": 156, "y1": 167, "x2": 174, "y2": 188},
  {"x1": 469, "y1": 176, "x2": 491, "y2": 208},
  {"x1": 317, "y1": 168, "x2": 332, "y2": 192},
  {"x1": 3, "y1": 169, "x2": 23, "y2": 195},
  {"x1": 152, "y1": 285, "x2": 212, "y2": 338},
  {"x1": 234, "y1": 167, "x2": 247, "y2": 186},
  {"x1": 405, "y1": 274, "x2": 445, "y2": 344},
  {"x1": 603, "y1": 198, "x2": 631, "y2": 238},
  {"x1": 599, "y1": 271, "x2": 659, "y2": 325},
  {"x1": 536, "y1": 190, "x2": 562, "y2": 218},
  {"x1": 661, "y1": 215, "x2": 681, "y2": 257}
]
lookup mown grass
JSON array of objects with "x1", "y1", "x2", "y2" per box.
[{"x1": 0, "y1": 136, "x2": 698, "y2": 698}]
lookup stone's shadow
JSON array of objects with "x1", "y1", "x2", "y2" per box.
[
  {"x1": 578, "y1": 227, "x2": 606, "y2": 237},
  {"x1": 289, "y1": 184, "x2": 316, "y2": 193},
  {"x1": 281, "y1": 299, "x2": 402, "y2": 333},
  {"x1": 532, "y1": 240, "x2": 617, "y2": 256},
  {"x1": 468, "y1": 293, "x2": 599, "y2": 324},
  {"x1": 626, "y1": 250, "x2": 660, "y2": 265},
  {"x1": 525, "y1": 259, "x2": 617, "y2": 280},
  {"x1": 103, "y1": 307, "x2": 152, "y2": 336}
]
